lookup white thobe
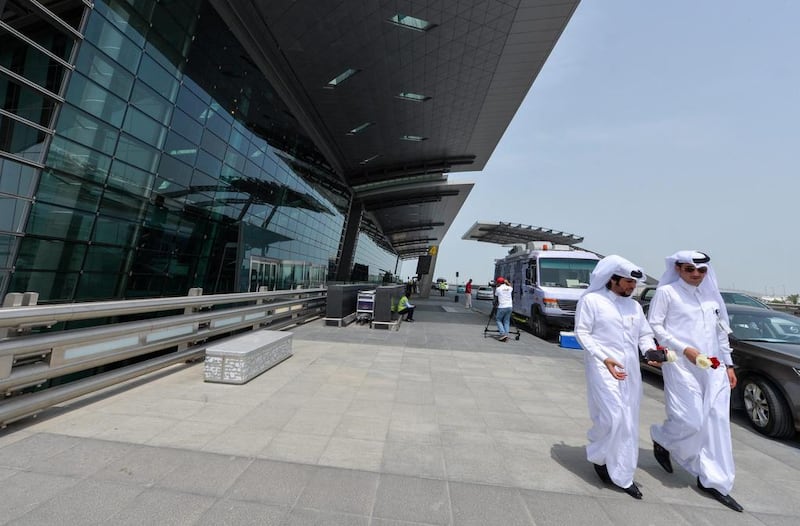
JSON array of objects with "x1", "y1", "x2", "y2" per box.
[
  {"x1": 575, "y1": 289, "x2": 656, "y2": 488},
  {"x1": 648, "y1": 280, "x2": 736, "y2": 494}
]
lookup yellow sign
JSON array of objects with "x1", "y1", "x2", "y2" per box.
[{"x1": 428, "y1": 245, "x2": 438, "y2": 256}]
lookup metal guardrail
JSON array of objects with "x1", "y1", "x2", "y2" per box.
[{"x1": 0, "y1": 287, "x2": 326, "y2": 427}]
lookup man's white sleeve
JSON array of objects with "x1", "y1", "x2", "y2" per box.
[
  {"x1": 575, "y1": 297, "x2": 608, "y2": 362},
  {"x1": 647, "y1": 289, "x2": 688, "y2": 353}
]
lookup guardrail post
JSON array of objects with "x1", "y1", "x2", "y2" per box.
[{"x1": 0, "y1": 292, "x2": 39, "y2": 342}]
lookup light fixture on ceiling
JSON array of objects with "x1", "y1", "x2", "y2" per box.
[
  {"x1": 325, "y1": 68, "x2": 359, "y2": 88},
  {"x1": 359, "y1": 154, "x2": 381, "y2": 165},
  {"x1": 396, "y1": 92, "x2": 431, "y2": 102},
  {"x1": 388, "y1": 14, "x2": 435, "y2": 32},
  {"x1": 347, "y1": 122, "x2": 374, "y2": 135},
  {"x1": 400, "y1": 135, "x2": 427, "y2": 142}
]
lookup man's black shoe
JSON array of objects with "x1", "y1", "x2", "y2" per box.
[
  {"x1": 622, "y1": 482, "x2": 643, "y2": 500},
  {"x1": 697, "y1": 478, "x2": 743, "y2": 512},
  {"x1": 406, "y1": 319, "x2": 413, "y2": 322},
  {"x1": 593, "y1": 463, "x2": 611, "y2": 484},
  {"x1": 653, "y1": 441, "x2": 673, "y2": 473}
]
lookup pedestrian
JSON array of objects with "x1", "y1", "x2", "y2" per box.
[
  {"x1": 647, "y1": 250, "x2": 742, "y2": 511},
  {"x1": 465, "y1": 278, "x2": 473, "y2": 309},
  {"x1": 574, "y1": 255, "x2": 657, "y2": 500},
  {"x1": 494, "y1": 277, "x2": 513, "y2": 341},
  {"x1": 439, "y1": 280, "x2": 447, "y2": 296},
  {"x1": 397, "y1": 290, "x2": 415, "y2": 322}
]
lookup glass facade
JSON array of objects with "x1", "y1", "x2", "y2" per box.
[{"x1": 0, "y1": 0, "x2": 398, "y2": 303}]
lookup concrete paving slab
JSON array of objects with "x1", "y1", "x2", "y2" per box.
[{"x1": 373, "y1": 473, "x2": 449, "y2": 525}]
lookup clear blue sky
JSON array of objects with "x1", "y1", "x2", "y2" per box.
[{"x1": 401, "y1": 1, "x2": 799, "y2": 298}]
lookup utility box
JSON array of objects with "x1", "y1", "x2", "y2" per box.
[{"x1": 373, "y1": 284, "x2": 405, "y2": 323}]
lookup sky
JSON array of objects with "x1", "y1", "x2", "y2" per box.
[{"x1": 400, "y1": 1, "x2": 800, "y2": 298}]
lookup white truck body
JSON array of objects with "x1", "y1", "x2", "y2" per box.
[{"x1": 494, "y1": 245, "x2": 600, "y2": 338}]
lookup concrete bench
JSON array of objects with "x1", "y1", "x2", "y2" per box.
[{"x1": 204, "y1": 330, "x2": 292, "y2": 384}]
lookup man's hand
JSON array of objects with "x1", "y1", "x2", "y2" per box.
[
  {"x1": 646, "y1": 360, "x2": 663, "y2": 368},
  {"x1": 727, "y1": 366, "x2": 737, "y2": 389},
  {"x1": 603, "y1": 358, "x2": 628, "y2": 380},
  {"x1": 683, "y1": 346, "x2": 701, "y2": 364}
]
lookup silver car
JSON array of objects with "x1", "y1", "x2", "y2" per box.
[{"x1": 476, "y1": 286, "x2": 494, "y2": 301}]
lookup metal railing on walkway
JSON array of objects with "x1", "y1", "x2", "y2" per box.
[{"x1": 0, "y1": 287, "x2": 326, "y2": 427}]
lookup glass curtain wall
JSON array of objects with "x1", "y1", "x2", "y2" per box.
[{"x1": 1, "y1": 0, "x2": 399, "y2": 303}]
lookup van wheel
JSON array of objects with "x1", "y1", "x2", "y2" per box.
[
  {"x1": 531, "y1": 310, "x2": 550, "y2": 339},
  {"x1": 742, "y1": 376, "x2": 794, "y2": 438}
]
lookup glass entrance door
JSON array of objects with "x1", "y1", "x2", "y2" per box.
[{"x1": 249, "y1": 258, "x2": 278, "y2": 291}]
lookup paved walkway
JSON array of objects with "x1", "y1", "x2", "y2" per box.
[{"x1": 0, "y1": 294, "x2": 798, "y2": 525}]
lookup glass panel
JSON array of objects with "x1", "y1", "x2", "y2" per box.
[
  {"x1": 84, "y1": 13, "x2": 142, "y2": 73},
  {"x1": 56, "y1": 105, "x2": 120, "y2": 156},
  {"x1": 0, "y1": 157, "x2": 37, "y2": 197},
  {"x1": 149, "y1": 11, "x2": 192, "y2": 62},
  {"x1": 46, "y1": 136, "x2": 112, "y2": 183},
  {"x1": 0, "y1": 234, "x2": 16, "y2": 268},
  {"x1": 115, "y1": 134, "x2": 159, "y2": 172},
  {"x1": 130, "y1": 81, "x2": 172, "y2": 125},
  {"x1": 0, "y1": 33, "x2": 69, "y2": 94},
  {"x1": 74, "y1": 272, "x2": 120, "y2": 300},
  {"x1": 163, "y1": 130, "x2": 196, "y2": 165},
  {"x1": 83, "y1": 245, "x2": 129, "y2": 273},
  {"x1": 8, "y1": 271, "x2": 80, "y2": 302},
  {"x1": 14, "y1": 238, "x2": 86, "y2": 272},
  {"x1": 156, "y1": 153, "x2": 192, "y2": 188},
  {"x1": 1, "y1": 2, "x2": 78, "y2": 60},
  {"x1": 93, "y1": 0, "x2": 150, "y2": 47},
  {"x1": 107, "y1": 159, "x2": 154, "y2": 197},
  {"x1": 176, "y1": 84, "x2": 206, "y2": 121},
  {"x1": 27, "y1": 202, "x2": 94, "y2": 241},
  {"x1": 0, "y1": 196, "x2": 28, "y2": 232},
  {"x1": 93, "y1": 215, "x2": 139, "y2": 246},
  {"x1": 64, "y1": 73, "x2": 127, "y2": 128},
  {"x1": 122, "y1": 106, "x2": 167, "y2": 148},
  {"x1": 97, "y1": 187, "x2": 148, "y2": 222},
  {"x1": 200, "y1": 129, "x2": 226, "y2": 160},
  {"x1": 0, "y1": 114, "x2": 47, "y2": 161},
  {"x1": 36, "y1": 169, "x2": 102, "y2": 212},
  {"x1": 204, "y1": 107, "x2": 232, "y2": 139},
  {"x1": 137, "y1": 54, "x2": 179, "y2": 102},
  {"x1": 195, "y1": 150, "x2": 221, "y2": 179},
  {"x1": 0, "y1": 76, "x2": 56, "y2": 127},
  {"x1": 75, "y1": 42, "x2": 135, "y2": 99},
  {"x1": 169, "y1": 107, "x2": 202, "y2": 143}
]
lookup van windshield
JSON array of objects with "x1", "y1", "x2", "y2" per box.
[{"x1": 538, "y1": 258, "x2": 598, "y2": 288}]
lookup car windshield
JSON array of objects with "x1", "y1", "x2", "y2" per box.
[
  {"x1": 729, "y1": 311, "x2": 800, "y2": 345},
  {"x1": 720, "y1": 292, "x2": 770, "y2": 309},
  {"x1": 538, "y1": 258, "x2": 597, "y2": 288}
]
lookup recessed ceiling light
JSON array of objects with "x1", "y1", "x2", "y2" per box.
[
  {"x1": 347, "y1": 122, "x2": 374, "y2": 135},
  {"x1": 388, "y1": 14, "x2": 435, "y2": 32},
  {"x1": 359, "y1": 154, "x2": 381, "y2": 165},
  {"x1": 396, "y1": 92, "x2": 431, "y2": 102},
  {"x1": 325, "y1": 68, "x2": 359, "y2": 88},
  {"x1": 400, "y1": 135, "x2": 427, "y2": 142}
]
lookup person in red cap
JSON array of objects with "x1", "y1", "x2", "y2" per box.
[{"x1": 494, "y1": 277, "x2": 513, "y2": 341}]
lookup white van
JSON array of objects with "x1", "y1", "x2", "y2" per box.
[{"x1": 494, "y1": 243, "x2": 600, "y2": 338}]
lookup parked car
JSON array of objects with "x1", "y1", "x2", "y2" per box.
[
  {"x1": 726, "y1": 305, "x2": 800, "y2": 438},
  {"x1": 476, "y1": 286, "x2": 494, "y2": 301},
  {"x1": 642, "y1": 304, "x2": 800, "y2": 439},
  {"x1": 635, "y1": 286, "x2": 771, "y2": 313}
]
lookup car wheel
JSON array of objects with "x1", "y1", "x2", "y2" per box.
[
  {"x1": 531, "y1": 310, "x2": 550, "y2": 339},
  {"x1": 741, "y1": 376, "x2": 794, "y2": 438}
]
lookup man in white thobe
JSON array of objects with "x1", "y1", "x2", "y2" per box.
[
  {"x1": 648, "y1": 250, "x2": 743, "y2": 512},
  {"x1": 575, "y1": 255, "x2": 657, "y2": 499}
]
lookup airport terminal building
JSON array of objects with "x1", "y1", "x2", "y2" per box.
[{"x1": 0, "y1": 0, "x2": 578, "y2": 303}]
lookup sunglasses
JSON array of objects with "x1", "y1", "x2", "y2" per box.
[{"x1": 680, "y1": 265, "x2": 708, "y2": 274}]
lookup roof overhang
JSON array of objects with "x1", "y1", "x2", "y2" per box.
[
  {"x1": 462, "y1": 221, "x2": 584, "y2": 246},
  {"x1": 209, "y1": 0, "x2": 580, "y2": 255}
]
